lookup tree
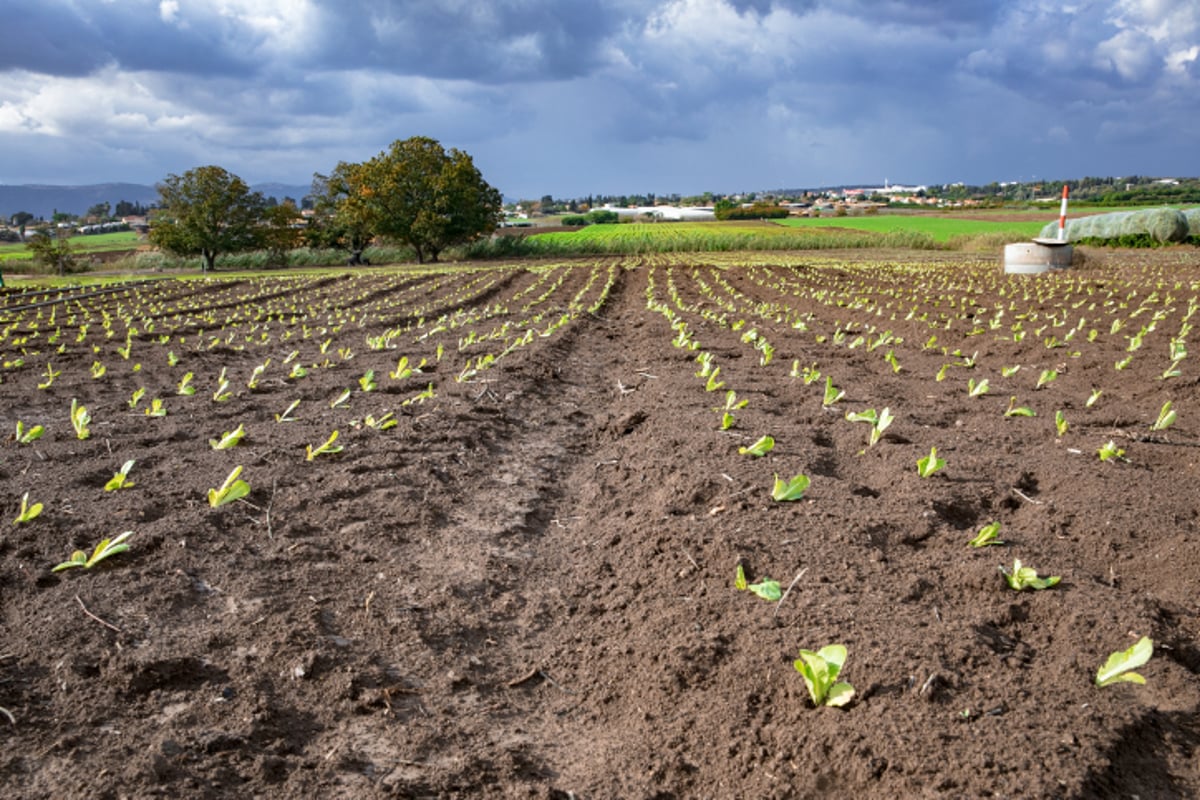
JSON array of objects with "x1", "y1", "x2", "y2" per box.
[
  {"x1": 321, "y1": 136, "x2": 502, "y2": 264},
  {"x1": 150, "y1": 165, "x2": 265, "y2": 273},
  {"x1": 26, "y1": 230, "x2": 77, "y2": 276},
  {"x1": 86, "y1": 202, "x2": 111, "y2": 220},
  {"x1": 308, "y1": 163, "x2": 377, "y2": 263},
  {"x1": 259, "y1": 202, "x2": 303, "y2": 267}
]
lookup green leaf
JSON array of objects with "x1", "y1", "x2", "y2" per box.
[
  {"x1": 771, "y1": 473, "x2": 810, "y2": 502},
  {"x1": 794, "y1": 644, "x2": 852, "y2": 707},
  {"x1": 209, "y1": 423, "x2": 246, "y2": 450},
  {"x1": 738, "y1": 435, "x2": 775, "y2": 457},
  {"x1": 1096, "y1": 636, "x2": 1154, "y2": 687},
  {"x1": 734, "y1": 564, "x2": 748, "y2": 591},
  {"x1": 969, "y1": 521, "x2": 1003, "y2": 548},
  {"x1": 747, "y1": 579, "x2": 781, "y2": 602},
  {"x1": 917, "y1": 446, "x2": 946, "y2": 478}
]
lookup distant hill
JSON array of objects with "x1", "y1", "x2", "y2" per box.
[{"x1": 1, "y1": 182, "x2": 312, "y2": 221}]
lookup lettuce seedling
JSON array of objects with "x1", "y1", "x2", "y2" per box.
[
  {"x1": 1055, "y1": 410, "x2": 1069, "y2": 437},
  {"x1": 14, "y1": 421, "x2": 45, "y2": 444},
  {"x1": 37, "y1": 362, "x2": 61, "y2": 389},
  {"x1": 212, "y1": 369, "x2": 233, "y2": 402},
  {"x1": 1095, "y1": 636, "x2": 1153, "y2": 688},
  {"x1": 52, "y1": 531, "x2": 133, "y2": 572},
  {"x1": 1036, "y1": 369, "x2": 1058, "y2": 390},
  {"x1": 1115, "y1": 355, "x2": 1133, "y2": 371},
  {"x1": 144, "y1": 398, "x2": 167, "y2": 417},
  {"x1": 177, "y1": 372, "x2": 196, "y2": 395},
  {"x1": 935, "y1": 364, "x2": 950, "y2": 382},
  {"x1": 967, "y1": 378, "x2": 989, "y2": 398},
  {"x1": 208, "y1": 466, "x2": 251, "y2": 508},
  {"x1": 1087, "y1": 388, "x2": 1103, "y2": 407},
  {"x1": 1150, "y1": 401, "x2": 1176, "y2": 431},
  {"x1": 969, "y1": 521, "x2": 1004, "y2": 548},
  {"x1": 739, "y1": 435, "x2": 775, "y2": 457},
  {"x1": 167, "y1": 350, "x2": 180, "y2": 366},
  {"x1": 13, "y1": 492, "x2": 43, "y2": 525},
  {"x1": 822, "y1": 376, "x2": 845, "y2": 407},
  {"x1": 771, "y1": 473, "x2": 810, "y2": 502},
  {"x1": 1004, "y1": 397, "x2": 1036, "y2": 417},
  {"x1": 734, "y1": 564, "x2": 782, "y2": 601},
  {"x1": 720, "y1": 412, "x2": 735, "y2": 431},
  {"x1": 845, "y1": 407, "x2": 893, "y2": 446},
  {"x1": 330, "y1": 388, "x2": 351, "y2": 408},
  {"x1": 70, "y1": 398, "x2": 91, "y2": 440},
  {"x1": 794, "y1": 645, "x2": 854, "y2": 708},
  {"x1": 390, "y1": 356, "x2": 414, "y2": 380},
  {"x1": 306, "y1": 431, "x2": 343, "y2": 461},
  {"x1": 209, "y1": 424, "x2": 246, "y2": 450},
  {"x1": 917, "y1": 447, "x2": 945, "y2": 478},
  {"x1": 716, "y1": 390, "x2": 749, "y2": 414},
  {"x1": 90, "y1": 361, "x2": 106, "y2": 379},
  {"x1": 1001, "y1": 365, "x2": 1020, "y2": 378},
  {"x1": 128, "y1": 387, "x2": 146, "y2": 409},
  {"x1": 289, "y1": 363, "x2": 308, "y2": 379},
  {"x1": 1098, "y1": 440, "x2": 1126, "y2": 462},
  {"x1": 104, "y1": 459, "x2": 136, "y2": 491},
  {"x1": 884, "y1": 349, "x2": 901, "y2": 373},
  {"x1": 363, "y1": 412, "x2": 397, "y2": 431},
  {"x1": 275, "y1": 399, "x2": 300, "y2": 423},
  {"x1": 1000, "y1": 558, "x2": 1060, "y2": 591},
  {"x1": 359, "y1": 369, "x2": 377, "y2": 392},
  {"x1": 705, "y1": 368, "x2": 725, "y2": 392},
  {"x1": 247, "y1": 359, "x2": 270, "y2": 390}
]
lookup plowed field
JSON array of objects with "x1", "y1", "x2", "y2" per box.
[{"x1": 2, "y1": 249, "x2": 1199, "y2": 798}]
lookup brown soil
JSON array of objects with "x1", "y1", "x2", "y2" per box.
[{"x1": 2, "y1": 248, "x2": 1199, "y2": 799}]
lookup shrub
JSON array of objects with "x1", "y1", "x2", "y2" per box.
[{"x1": 716, "y1": 203, "x2": 791, "y2": 221}]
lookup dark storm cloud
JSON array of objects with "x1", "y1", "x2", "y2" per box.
[
  {"x1": 1, "y1": 0, "x2": 260, "y2": 77},
  {"x1": 0, "y1": 0, "x2": 1196, "y2": 192}
]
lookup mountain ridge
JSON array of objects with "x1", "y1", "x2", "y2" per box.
[{"x1": 1, "y1": 182, "x2": 313, "y2": 220}]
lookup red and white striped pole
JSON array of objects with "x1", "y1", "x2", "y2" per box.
[{"x1": 1057, "y1": 184, "x2": 1069, "y2": 241}]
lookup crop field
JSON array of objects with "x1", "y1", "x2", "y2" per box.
[
  {"x1": 2, "y1": 249, "x2": 1199, "y2": 797},
  {"x1": 0, "y1": 231, "x2": 142, "y2": 263},
  {"x1": 775, "y1": 215, "x2": 1046, "y2": 242},
  {"x1": 519, "y1": 221, "x2": 934, "y2": 255}
]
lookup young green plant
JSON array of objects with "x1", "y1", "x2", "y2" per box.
[
  {"x1": 794, "y1": 645, "x2": 854, "y2": 708},
  {"x1": 209, "y1": 423, "x2": 246, "y2": 450},
  {"x1": 845, "y1": 407, "x2": 893, "y2": 447},
  {"x1": 734, "y1": 564, "x2": 782, "y2": 601},
  {"x1": 70, "y1": 398, "x2": 91, "y2": 440},
  {"x1": 969, "y1": 521, "x2": 1004, "y2": 548},
  {"x1": 1000, "y1": 558, "x2": 1060, "y2": 591},
  {"x1": 306, "y1": 431, "x2": 343, "y2": 461},
  {"x1": 738, "y1": 435, "x2": 775, "y2": 457},
  {"x1": 13, "y1": 492, "x2": 43, "y2": 525},
  {"x1": 771, "y1": 473, "x2": 810, "y2": 502},
  {"x1": 104, "y1": 459, "x2": 136, "y2": 491},
  {"x1": 917, "y1": 446, "x2": 945, "y2": 478},
  {"x1": 1095, "y1": 636, "x2": 1153, "y2": 688},
  {"x1": 52, "y1": 531, "x2": 133, "y2": 572},
  {"x1": 208, "y1": 466, "x2": 251, "y2": 508}
]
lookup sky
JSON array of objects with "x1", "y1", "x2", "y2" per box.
[{"x1": 1, "y1": 0, "x2": 1198, "y2": 199}]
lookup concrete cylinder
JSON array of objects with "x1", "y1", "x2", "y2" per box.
[{"x1": 1003, "y1": 241, "x2": 1072, "y2": 274}]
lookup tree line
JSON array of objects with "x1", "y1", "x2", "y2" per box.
[{"x1": 146, "y1": 136, "x2": 501, "y2": 273}]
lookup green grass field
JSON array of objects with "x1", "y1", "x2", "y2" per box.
[
  {"x1": 774, "y1": 215, "x2": 1046, "y2": 242},
  {"x1": 0, "y1": 230, "x2": 142, "y2": 262}
]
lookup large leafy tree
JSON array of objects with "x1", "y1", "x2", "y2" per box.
[
  {"x1": 150, "y1": 165, "x2": 265, "y2": 273},
  {"x1": 319, "y1": 136, "x2": 503, "y2": 264}
]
